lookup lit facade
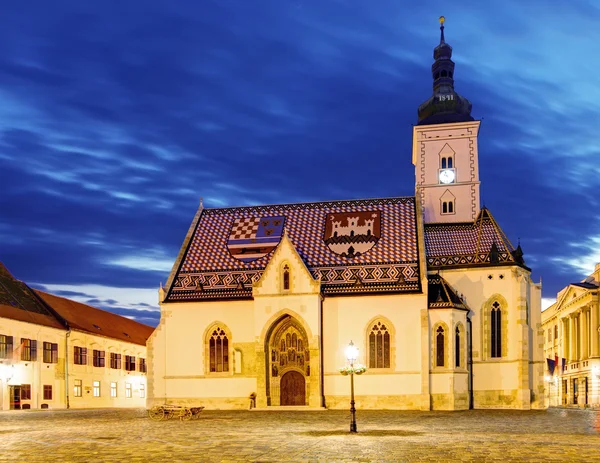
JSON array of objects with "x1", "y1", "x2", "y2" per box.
[
  {"x1": 148, "y1": 20, "x2": 545, "y2": 411},
  {"x1": 0, "y1": 264, "x2": 153, "y2": 410},
  {"x1": 542, "y1": 263, "x2": 600, "y2": 407}
]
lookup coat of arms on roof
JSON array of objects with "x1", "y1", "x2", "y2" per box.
[
  {"x1": 324, "y1": 211, "x2": 381, "y2": 258},
  {"x1": 227, "y1": 216, "x2": 285, "y2": 263}
]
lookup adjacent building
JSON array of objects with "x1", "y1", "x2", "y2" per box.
[
  {"x1": 148, "y1": 19, "x2": 545, "y2": 411},
  {"x1": 0, "y1": 263, "x2": 154, "y2": 410},
  {"x1": 542, "y1": 263, "x2": 600, "y2": 407}
]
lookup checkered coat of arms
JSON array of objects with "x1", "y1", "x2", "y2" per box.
[{"x1": 227, "y1": 216, "x2": 286, "y2": 262}]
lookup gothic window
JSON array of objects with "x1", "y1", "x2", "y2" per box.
[
  {"x1": 283, "y1": 264, "x2": 290, "y2": 291},
  {"x1": 436, "y1": 326, "x2": 445, "y2": 367},
  {"x1": 208, "y1": 326, "x2": 229, "y2": 372},
  {"x1": 442, "y1": 157, "x2": 447, "y2": 169},
  {"x1": 442, "y1": 200, "x2": 455, "y2": 215},
  {"x1": 455, "y1": 327, "x2": 461, "y2": 368},
  {"x1": 368, "y1": 321, "x2": 390, "y2": 368},
  {"x1": 491, "y1": 302, "x2": 502, "y2": 358},
  {"x1": 447, "y1": 157, "x2": 453, "y2": 168}
]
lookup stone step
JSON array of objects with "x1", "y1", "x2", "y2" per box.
[{"x1": 250, "y1": 405, "x2": 327, "y2": 411}]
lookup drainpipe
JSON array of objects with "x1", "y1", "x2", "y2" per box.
[
  {"x1": 65, "y1": 330, "x2": 71, "y2": 409},
  {"x1": 467, "y1": 316, "x2": 473, "y2": 409}
]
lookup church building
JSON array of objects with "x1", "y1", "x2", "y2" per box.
[{"x1": 148, "y1": 19, "x2": 545, "y2": 411}]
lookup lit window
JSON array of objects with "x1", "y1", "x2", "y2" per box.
[
  {"x1": 43, "y1": 342, "x2": 58, "y2": 363},
  {"x1": 139, "y1": 384, "x2": 145, "y2": 398},
  {"x1": 93, "y1": 381, "x2": 101, "y2": 397},
  {"x1": 74, "y1": 379, "x2": 82, "y2": 398},
  {"x1": 125, "y1": 383, "x2": 132, "y2": 398},
  {"x1": 0, "y1": 335, "x2": 13, "y2": 359},
  {"x1": 209, "y1": 326, "x2": 229, "y2": 373},
  {"x1": 110, "y1": 382, "x2": 117, "y2": 398},
  {"x1": 21, "y1": 339, "x2": 37, "y2": 361},
  {"x1": 368, "y1": 321, "x2": 391, "y2": 369}
]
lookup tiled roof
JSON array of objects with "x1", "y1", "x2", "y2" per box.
[
  {"x1": 424, "y1": 208, "x2": 526, "y2": 269},
  {"x1": 571, "y1": 282, "x2": 599, "y2": 289},
  {"x1": 166, "y1": 197, "x2": 421, "y2": 301},
  {"x1": 427, "y1": 275, "x2": 467, "y2": 310},
  {"x1": 35, "y1": 291, "x2": 154, "y2": 346},
  {"x1": 0, "y1": 262, "x2": 64, "y2": 330}
]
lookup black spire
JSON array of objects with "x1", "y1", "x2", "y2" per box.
[{"x1": 417, "y1": 17, "x2": 474, "y2": 125}]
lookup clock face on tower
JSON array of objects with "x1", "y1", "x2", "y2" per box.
[{"x1": 439, "y1": 169, "x2": 455, "y2": 184}]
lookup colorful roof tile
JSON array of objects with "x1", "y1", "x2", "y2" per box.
[
  {"x1": 166, "y1": 197, "x2": 421, "y2": 301},
  {"x1": 424, "y1": 208, "x2": 526, "y2": 269}
]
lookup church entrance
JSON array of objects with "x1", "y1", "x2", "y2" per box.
[
  {"x1": 280, "y1": 371, "x2": 305, "y2": 405},
  {"x1": 266, "y1": 315, "x2": 310, "y2": 406}
]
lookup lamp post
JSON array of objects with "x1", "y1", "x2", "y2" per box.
[{"x1": 345, "y1": 340, "x2": 358, "y2": 433}]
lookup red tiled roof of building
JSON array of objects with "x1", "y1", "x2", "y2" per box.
[
  {"x1": 0, "y1": 262, "x2": 65, "y2": 330},
  {"x1": 35, "y1": 290, "x2": 154, "y2": 346},
  {"x1": 166, "y1": 197, "x2": 422, "y2": 301}
]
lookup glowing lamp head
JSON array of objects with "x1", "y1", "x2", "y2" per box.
[{"x1": 345, "y1": 341, "x2": 359, "y2": 363}]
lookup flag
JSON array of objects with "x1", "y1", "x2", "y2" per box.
[{"x1": 546, "y1": 358, "x2": 555, "y2": 376}]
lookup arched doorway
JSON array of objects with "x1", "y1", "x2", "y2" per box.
[
  {"x1": 280, "y1": 371, "x2": 305, "y2": 405},
  {"x1": 266, "y1": 315, "x2": 310, "y2": 406}
]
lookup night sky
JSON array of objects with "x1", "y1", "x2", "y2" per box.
[{"x1": 1, "y1": 1, "x2": 599, "y2": 327}]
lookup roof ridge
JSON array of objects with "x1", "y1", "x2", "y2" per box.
[{"x1": 202, "y1": 195, "x2": 415, "y2": 211}]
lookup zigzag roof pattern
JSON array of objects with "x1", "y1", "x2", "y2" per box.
[
  {"x1": 423, "y1": 207, "x2": 527, "y2": 269},
  {"x1": 166, "y1": 197, "x2": 421, "y2": 301}
]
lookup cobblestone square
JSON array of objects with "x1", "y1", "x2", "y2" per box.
[{"x1": 0, "y1": 408, "x2": 599, "y2": 462}]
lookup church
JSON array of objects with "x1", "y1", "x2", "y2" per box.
[{"x1": 148, "y1": 19, "x2": 545, "y2": 411}]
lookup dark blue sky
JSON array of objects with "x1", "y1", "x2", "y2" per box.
[{"x1": 1, "y1": 1, "x2": 599, "y2": 327}]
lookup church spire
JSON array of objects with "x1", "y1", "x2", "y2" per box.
[{"x1": 417, "y1": 17, "x2": 474, "y2": 125}]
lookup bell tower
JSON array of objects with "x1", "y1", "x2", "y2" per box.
[{"x1": 412, "y1": 17, "x2": 481, "y2": 224}]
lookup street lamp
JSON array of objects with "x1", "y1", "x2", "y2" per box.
[{"x1": 345, "y1": 340, "x2": 359, "y2": 433}]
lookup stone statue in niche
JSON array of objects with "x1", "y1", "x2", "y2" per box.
[
  {"x1": 280, "y1": 354, "x2": 286, "y2": 367},
  {"x1": 306, "y1": 365, "x2": 310, "y2": 376},
  {"x1": 305, "y1": 350, "x2": 310, "y2": 361},
  {"x1": 271, "y1": 349, "x2": 276, "y2": 362},
  {"x1": 281, "y1": 339, "x2": 285, "y2": 351},
  {"x1": 298, "y1": 355, "x2": 304, "y2": 367},
  {"x1": 272, "y1": 364, "x2": 278, "y2": 377}
]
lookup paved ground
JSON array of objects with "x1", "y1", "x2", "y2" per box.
[{"x1": 0, "y1": 408, "x2": 599, "y2": 462}]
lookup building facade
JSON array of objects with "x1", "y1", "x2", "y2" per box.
[
  {"x1": 542, "y1": 263, "x2": 600, "y2": 408},
  {"x1": 0, "y1": 263, "x2": 154, "y2": 410},
  {"x1": 148, "y1": 20, "x2": 545, "y2": 411}
]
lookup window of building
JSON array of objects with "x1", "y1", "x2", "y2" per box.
[
  {"x1": 436, "y1": 326, "x2": 445, "y2": 367},
  {"x1": 283, "y1": 264, "x2": 290, "y2": 290},
  {"x1": 554, "y1": 325, "x2": 558, "y2": 340},
  {"x1": 139, "y1": 384, "x2": 146, "y2": 398},
  {"x1": 442, "y1": 200, "x2": 455, "y2": 215},
  {"x1": 125, "y1": 383, "x2": 132, "y2": 398},
  {"x1": 491, "y1": 301, "x2": 502, "y2": 358},
  {"x1": 93, "y1": 381, "x2": 101, "y2": 397},
  {"x1": 74, "y1": 346, "x2": 87, "y2": 365},
  {"x1": 440, "y1": 156, "x2": 454, "y2": 169},
  {"x1": 93, "y1": 349, "x2": 105, "y2": 367},
  {"x1": 455, "y1": 327, "x2": 461, "y2": 368},
  {"x1": 368, "y1": 321, "x2": 391, "y2": 368},
  {"x1": 110, "y1": 353, "x2": 122, "y2": 369},
  {"x1": 0, "y1": 335, "x2": 13, "y2": 359},
  {"x1": 209, "y1": 326, "x2": 229, "y2": 372},
  {"x1": 21, "y1": 384, "x2": 31, "y2": 400},
  {"x1": 20, "y1": 339, "x2": 37, "y2": 361},
  {"x1": 139, "y1": 358, "x2": 147, "y2": 373},
  {"x1": 74, "y1": 379, "x2": 82, "y2": 397},
  {"x1": 43, "y1": 385, "x2": 52, "y2": 400},
  {"x1": 110, "y1": 382, "x2": 117, "y2": 398},
  {"x1": 125, "y1": 355, "x2": 136, "y2": 371},
  {"x1": 43, "y1": 342, "x2": 58, "y2": 363}
]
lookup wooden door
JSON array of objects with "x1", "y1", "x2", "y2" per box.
[{"x1": 280, "y1": 371, "x2": 305, "y2": 406}]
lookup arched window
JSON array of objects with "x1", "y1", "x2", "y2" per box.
[
  {"x1": 441, "y1": 157, "x2": 447, "y2": 169},
  {"x1": 368, "y1": 321, "x2": 390, "y2": 368},
  {"x1": 455, "y1": 327, "x2": 461, "y2": 368},
  {"x1": 442, "y1": 202, "x2": 448, "y2": 214},
  {"x1": 283, "y1": 264, "x2": 290, "y2": 290},
  {"x1": 436, "y1": 326, "x2": 445, "y2": 367},
  {"x1": 209, "y1": 326, "x2": 229, "y2": 372},
  {"x1": 491, "y1": 301, "x2": 502, "y2": 358},
  {"x1": 447, "y1": 157, "x2": 453, "y2": 168}
]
